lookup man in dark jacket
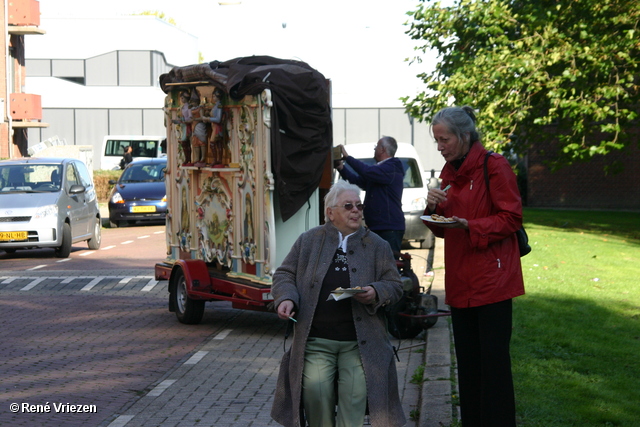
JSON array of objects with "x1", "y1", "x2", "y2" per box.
[
  {"x1": 120, "y1": 146, "x2": 133, "y2": 170},
  {"x1": 335, "y1": 136, "x2": 405, "y2": 253}
]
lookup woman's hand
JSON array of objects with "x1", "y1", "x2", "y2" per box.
[
  {"x1": 277, "y1": 300, "x2": 295, "y2": 320},
  {"x1": 426, "y1": 188, "x2": 447, "y2": 212},
  {"x1": 438, "y1": 216, "x2": 469, "y2": 229},
  {"x1": 426, "y1": 188, "x2": 469, "y2": 229},
  {"x1": 353, "y1": 286, "x2": 377, "y2": 305}
]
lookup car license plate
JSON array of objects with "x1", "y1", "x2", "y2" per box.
[
  {"x1": 131, "y1": 206, "x2": 156, "y2": 213},
  {"x1": 0, "y1": 231, "x2": 28, "y2": 241}
]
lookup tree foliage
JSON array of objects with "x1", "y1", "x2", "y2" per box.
[
  {"x1": 403, "y1": 0, "x2": 640, "y2": 170},
  {"x1": 134, "y1": 11, "x2": 177, "y2": 26}
]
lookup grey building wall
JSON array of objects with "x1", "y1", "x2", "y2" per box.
[
  {"x1": 27, "y1": 108, "x2": 165, "y2": 169},
  {"x1": 28, "y1": 106, "x2": 443, "y2": 173},
  {"x1": 333, "y1": 108, "x2": 443, "y2": 174},
  {"x1": 27, "y1": 50, "x2": 443, "y2": 172},
  {"x1": 26, "y1": 50, "x2": 173, "y2": 169}
]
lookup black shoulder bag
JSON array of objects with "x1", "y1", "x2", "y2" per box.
[{"x1": 484, "y1": 152, "x2": 532, "y2": 257}]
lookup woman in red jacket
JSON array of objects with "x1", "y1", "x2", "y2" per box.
[{"x1": 423, "y1": 106, "x2": 524, "y2": 427}]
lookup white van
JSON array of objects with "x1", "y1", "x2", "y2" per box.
[
  {"x1": 100, "y1": 135, "x2": 167, "y2": 170},
  {"x1": 337, "y1": 142, "x2": 433, "y2": 248}
]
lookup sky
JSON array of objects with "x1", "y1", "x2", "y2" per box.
[{"x1": 37, "y1": 0, "x2": 439, "y2": 108}]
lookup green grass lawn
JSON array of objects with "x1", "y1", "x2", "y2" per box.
[{"x1": 513, "y1": 209, "x2": 640, "y2": 426}]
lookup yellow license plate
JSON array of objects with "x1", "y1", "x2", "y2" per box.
[
  {"x1": 131, "y1": 206, "x2": 156, "y2": 213},
  {"x1": 0, "y1": 231, "x2": 28, "y2": 241}
]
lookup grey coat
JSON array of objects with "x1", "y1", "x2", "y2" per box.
[{"x1": 270, "y1": 222, "x2": 406, "y2": 427}]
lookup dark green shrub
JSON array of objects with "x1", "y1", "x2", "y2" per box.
[{"x1": 94, "y1": 170, "x2": 121, "y2": 203}]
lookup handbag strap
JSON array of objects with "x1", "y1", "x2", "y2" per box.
[{"x1": 483, "y1": 150, "x2": 494, "y2": 193}]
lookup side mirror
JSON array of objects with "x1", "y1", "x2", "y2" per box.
[{"x1": 69, "y1": 184, "x2": 86, "y2": 194}]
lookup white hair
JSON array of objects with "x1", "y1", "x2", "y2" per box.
[{"x1": 324, "y1": 179, "x2": 361, "y2": 223}]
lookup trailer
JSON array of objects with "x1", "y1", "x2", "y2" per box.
[
  {"x1": 154, "y1": 56, "x2": 448, "y2": 336},
  {"x1": 154, "y1": 56, "x2": 333, "y2": 324}
]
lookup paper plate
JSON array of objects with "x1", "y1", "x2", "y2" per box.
[{"x1": 420, "y1": 215, "x2": 457, "y2": 224}]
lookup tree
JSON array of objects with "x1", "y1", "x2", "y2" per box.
[
  {"x1": 134, "y1": 11, "x2": 177, "y2": 26},
  {"x1": 403, "y1": 0, "x2": 640, "y2": 171}
]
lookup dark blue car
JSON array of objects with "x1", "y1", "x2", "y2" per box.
[{"x1": 108, "y1": 158, "x2": 167, "y2": 227}]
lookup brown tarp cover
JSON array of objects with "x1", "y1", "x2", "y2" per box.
[{"x1": 160, "y1": 56, "x2": 332, "y2": 222}]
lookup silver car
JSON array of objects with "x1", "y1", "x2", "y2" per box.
[{"x1": 0, "y1": 157, "x2": 101, "y2": 257}]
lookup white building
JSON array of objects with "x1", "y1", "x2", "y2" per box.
[
  {"x1": 23, "y1": 16, "x2": 196, "y2": 168},
  {"x1": 25, "y1": 15, "x2": 443, "y2": 173}
]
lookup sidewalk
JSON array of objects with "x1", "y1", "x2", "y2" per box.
[
  {"x1": 415, "y1": 243, "x2": 457, "y2": 427},
  {"x1": 95, "y1": 240, "x2": 456, "y2": 427}
]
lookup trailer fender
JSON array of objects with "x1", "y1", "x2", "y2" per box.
[{"x1": 168, "y1": 259, "x2": 212, "y2": 311}]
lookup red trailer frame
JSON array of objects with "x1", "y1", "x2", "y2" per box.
[{"x1": 156, "y1": 259, "x2": 273, "y2": 310}]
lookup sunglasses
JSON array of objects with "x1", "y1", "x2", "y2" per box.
[{"x1": 333, "y1": 203, "x2": 364, "y2": 211}]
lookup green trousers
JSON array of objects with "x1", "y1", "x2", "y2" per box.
[{"x1": 302, "y1": 337, "x2": 367, "y2": 427}]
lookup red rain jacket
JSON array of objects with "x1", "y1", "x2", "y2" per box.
[{"x1": 424, "y1": 142, "x2": 525, "y2": 308}]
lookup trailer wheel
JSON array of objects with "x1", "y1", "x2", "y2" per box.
[
  {"x1": 171, "y1": 269, "x2": 205, "y2": 324},
  {"x1": 386, "y1": 294, "x2": 424, "y2": 340}
]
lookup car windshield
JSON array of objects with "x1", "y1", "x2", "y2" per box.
[
  {"x1": 120, "y1": 163, "x2": 165, "y2": 183},
  {"x1": 0, "y1": 164, "x2": 62, "y2": 193}
]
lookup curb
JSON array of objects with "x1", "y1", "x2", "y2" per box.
[{"x1": 415, "y1": 246, "x2": 458, "y2": 427}]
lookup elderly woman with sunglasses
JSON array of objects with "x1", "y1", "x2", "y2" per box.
[{"x1": 270, "y1": 180, "x2": 406, "y2": 427}]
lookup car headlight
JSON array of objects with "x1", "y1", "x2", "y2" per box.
[
  {"x1": 162, "y1": 195, "x2": 167, "y2": 202},
  {"x1": 111, "y1": 192, "x2": 124, "y2": 204},
  {"x1": 33, "y1": 204, "x2": 58, "y2": 220}
]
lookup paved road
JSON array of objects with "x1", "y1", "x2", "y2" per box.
[
  {"x1": 0, "y1": 222, "x2": 167, "y2": 272},
  {"x1": 0, "y1": 225, "x2": 454, "y2": 426},
  {"x1": 0, "y1": 271, "x2": 222, "y2": 426}
]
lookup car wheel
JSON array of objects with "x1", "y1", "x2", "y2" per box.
[
  {"x1": 109, "y1": 220, "x2": 119, "y2": 228},
  {"x1": 171, "y1": 269, "x2": 205, "y2": 325},
  {"x1": 55, "y1": 223, "x2": 72, "y2": 258},
  {"x1": 3, "y1": 248, "x2": 17, "y2": 254},
  {"x1": 87, "y1": 217, "x2": 102, "y2": 250}
]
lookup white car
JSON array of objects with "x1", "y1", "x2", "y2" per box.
[
  {"x1": 0, "y1": 157, "x2": 101, "y2": 257},
  {"x1": 337, "y1": 142, "x2": 434, "y2": 249}
]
